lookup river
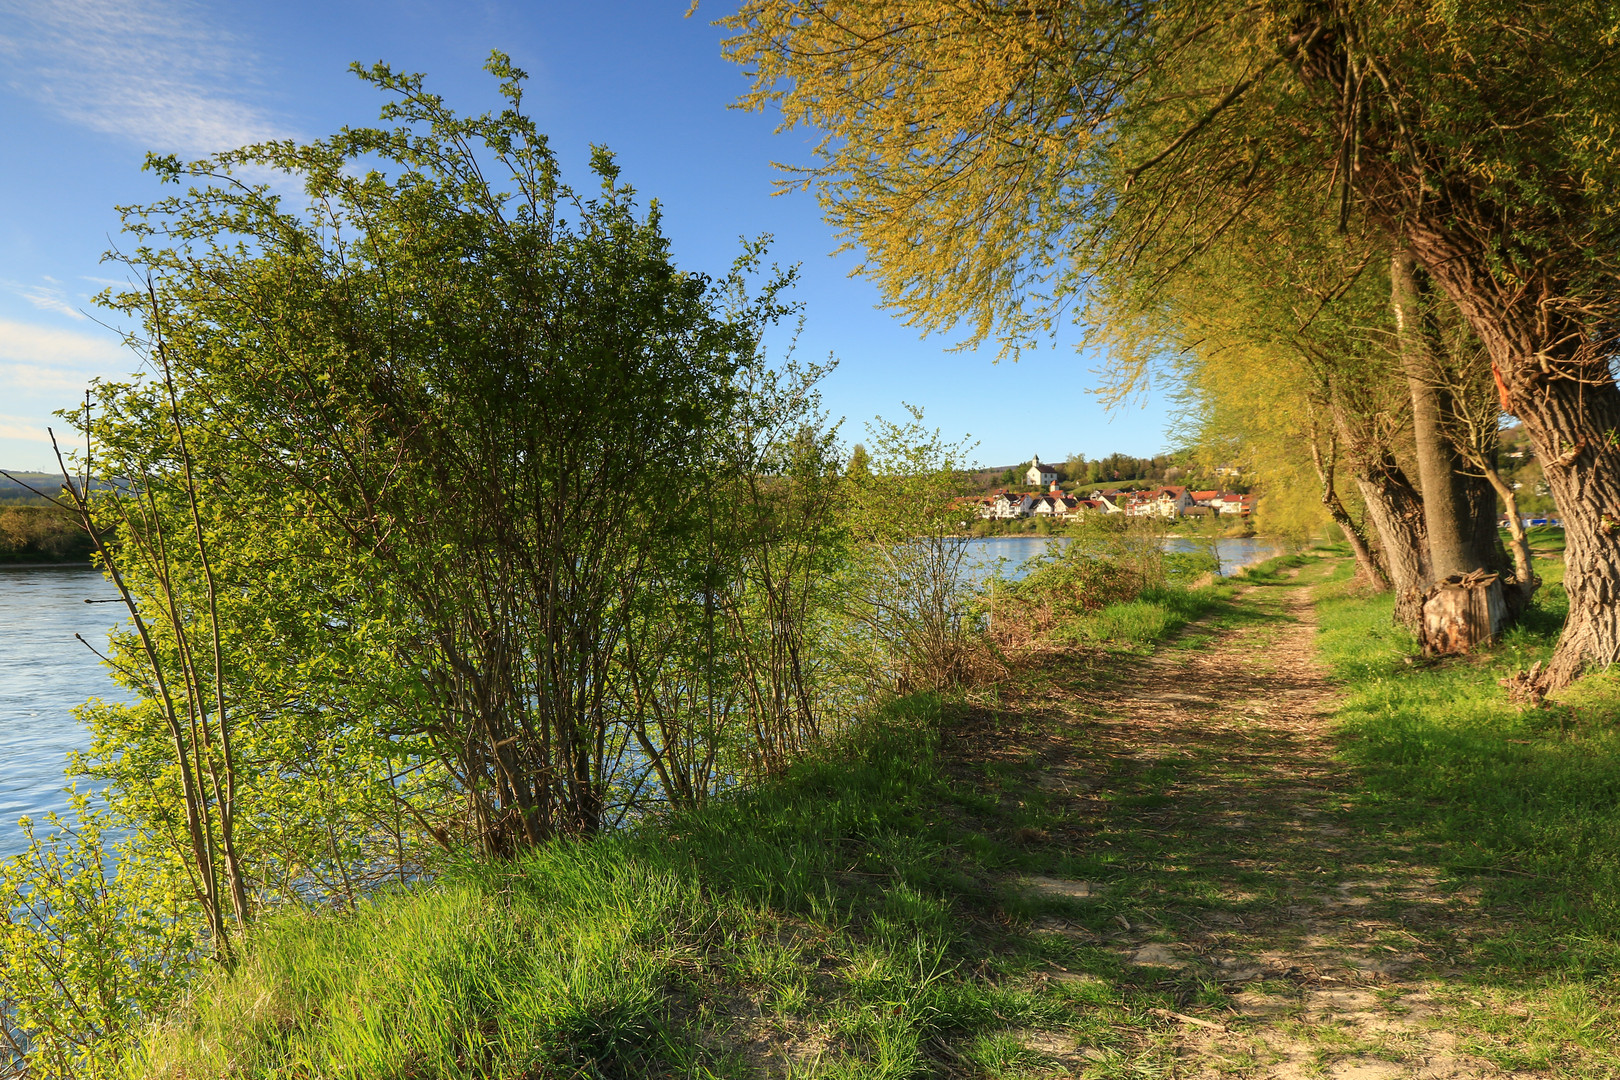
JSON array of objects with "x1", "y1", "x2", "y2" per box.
[
  {"x1": 0, "y1": 567, "x2": 130, "y2": 862},
  {"x1": 0, "y1": 536, "x2": 1285, "y2": 863},
  {"x1": 959, "y1": 534, "x2": 1287, "y2": 581}
]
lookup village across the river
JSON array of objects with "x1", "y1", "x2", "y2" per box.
[{"x1": 959, "y1": 454, "x2": 1255, "y2": 524}]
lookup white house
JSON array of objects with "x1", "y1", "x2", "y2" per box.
[
  {"x1": 1089, "y1": 490, "x2": 1127, "y2": 514},
  {"x1": 1125, "y1": 486, "x2": 1196, "y2": 519},
  {"x1": 990, "y1": 491, "x2": 1036, "y2": 519},
  {"x1": 1024, "y1": 455, "x2": 1058, "y2": 487},
  {"x1": 1208, "y1": 492, "x2": 1254, "y2": 517}
]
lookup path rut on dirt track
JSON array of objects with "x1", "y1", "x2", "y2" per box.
[{"x1": 1006, "y1": 569, "x2": 1525, "y2": 1079}]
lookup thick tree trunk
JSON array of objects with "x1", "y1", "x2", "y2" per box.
[
  {"x1": 1408, "y1": 224, "x2": 1620, "y2": 688},
  {"x1": 1462, "y1": 468, "x2": 1510, "y2": 576},
  {"x1": 1331, "y1": 494, "x2": 1388, "y2": 589},
  {"x1": 1497, "y1": 374, "x2": 1620, "y2": 686},
  {"x1": 1390, "y1": 249, "x2": 1486, "y2": 579},
  {"x1": 1331, "y1": 401, "x2": 1429, "y2": 626},
  {"x1": 1344, "y1": 451, "x2": 1430, "y2": 627}
]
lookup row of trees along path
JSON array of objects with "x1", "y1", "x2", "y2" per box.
[{"x1": 724, "y1": 2, "x2": 1620, "y2": 691}]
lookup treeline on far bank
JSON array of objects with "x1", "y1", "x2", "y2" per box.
[{"x1": 0, "y1": 505, "x2": 93, "y2": 564}]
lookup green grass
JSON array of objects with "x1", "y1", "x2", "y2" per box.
[
  {"x1": 127, "y1": 553, "x2": 1620, "y2": 1077},
  {"x1": 1524, "y1": 524, "x2": 1568, "y2": 556},
  {"x1": 1313, "y1": 554, "x2": 1620, "y2": 1069},
  {"x1": 1055, "y1": 580, "x2": 1244, "y2": 652},
  {"x1": 1055, "y1": 552, "x2": 1306, "y2": 653},
  {"x1": 131, "y1": 586, "x2": 1261, "y2": 1078},
  {"x1": 130, "y1": 695, "x2": 1102, "y2": 1078}
]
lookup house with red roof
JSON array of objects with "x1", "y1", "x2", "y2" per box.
[{"x1": 1123, "y1": 486, "x2": 1195, "y2": 519}]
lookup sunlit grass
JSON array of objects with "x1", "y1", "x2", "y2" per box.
[
  {"x1": 1057, "y1": 583, "x2": 1243, "y2": 651},
  {"x1": 128, "y1": 695, "x2": 1077, "y2": 1078},
  {"x1": 1315, "y1": 554, "x2": 1620, "y2": 1069},
  {"x1": 127, "y1": 550, "x2": 1620, "y2": 1077}
]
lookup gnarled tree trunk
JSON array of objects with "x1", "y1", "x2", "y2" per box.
[
  {"x1": 1351, "y1": 463, "x2": 1430, "y2": 629},
  {"x1": 1335, "y1": 403, "x2": 1430, "y2": 626},
  {"x1": 1308, "y1": 426, "x2": 1388, "y2": 589},
  {"x1": 1330, "y1": 393, "x2": 1430, "y2": 626},
  {"x1": 1408, "y1": 222, "x2": 1620, "y2": 689}
]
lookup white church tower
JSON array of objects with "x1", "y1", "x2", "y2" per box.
[{"x1": 1025, "y1": 455, "x2": 1057, "y2": 487}]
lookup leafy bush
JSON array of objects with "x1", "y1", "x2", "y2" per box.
[
  {"x1": 1014, "y1": 551, "x2": 1141, "y2": 619},
  {"x1": 994, "y1": 517, "x2": 1169, "y2": 634},
  {"x1": 0, "y1": 799, "x2": 196, "y2": 1075},
  {"x1": 1163, "y1": 550, "x2": 1222, "y2": 583}
]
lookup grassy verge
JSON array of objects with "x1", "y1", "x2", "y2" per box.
[
  {"x1": 129, "y1": 585, "x2": 1239, "y2": 1078},
  {"x1": 127, "y1": 562, "x2": 1620, "y2": 1077},
  {"x1": 127, "y1": 699, "x2": 1096, "y2": 1077},
  {"x1": 1055, "y1": 582, "x2": 1237, "y2": 652},
  {"x1": 1314, "y1": 554, "x2": 1620, "y2": 1070}
]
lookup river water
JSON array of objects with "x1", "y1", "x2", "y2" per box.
[
  {"x1": 0, "y1": 537, "x2": 1284, "y2": 863},
  {"x1": 960, "y1": 534, "x2": 1286, "y2": 581},
  {"x1": 0, "y1": 568, "x2": 130, "y2": 861}
]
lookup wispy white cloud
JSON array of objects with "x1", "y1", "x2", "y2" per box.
[
  {"x1": 0, "y1": 317, "x2": 126, "y2": 371},
  {"x1": 1, "y1": 362, "x2": 106, "y2": 394},
  {"x1": 0, "y1": 321, "x2": 129, "y2": 465},
  {"x1": 0, "y1": 0, "x2": 293, "y2": 156},
  {"x1": 0, "y1": 414, "x2": 49, "y2": 442},
  {"x1": 4, "y1": 279, "x2": 89, "y2": 320}
]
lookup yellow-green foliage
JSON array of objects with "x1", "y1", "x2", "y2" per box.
[{"x1": 0, "y1": 800, "x2": 197, "y2": 1077}]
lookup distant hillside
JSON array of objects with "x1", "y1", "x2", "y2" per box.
[
  {"x1": 0, "y1": 471, "x2": 64, "y2": 505},
  {"x1": 968, "y1": 450, "x2": 1230, "y2": 494},
  {"x1": 1, "y1": 472, "x2": 132, "y2": 506}
]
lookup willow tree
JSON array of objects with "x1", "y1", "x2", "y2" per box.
[
  {"x1": 1154, "y1": 257, "x2": 1406, "y2": 597},
  {"x1": 1109, "y1": 203, "x2": 1523, "y2": 624},
  {"x1": 725, "y1": 0, "x2": 1620, "y2": 688}
]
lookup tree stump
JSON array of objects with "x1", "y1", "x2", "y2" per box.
[{"x1": 1420, "y1": 570, "x2": 1506, "y2": 655}]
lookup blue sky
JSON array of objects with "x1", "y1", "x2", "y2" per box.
[{"x1": 0, "y1": 0, "x2": 1175, "y2": 472}]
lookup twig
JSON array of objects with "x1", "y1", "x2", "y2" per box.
[
  {"x1": 1450, "y1": 864, "x2": 1539, "y2": 879},
  {"x1": 1149, "y1": 1007, "x2": 1228, "y2": 1032}
]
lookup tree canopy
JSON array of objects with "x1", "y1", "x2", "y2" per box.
[{"x1": 725, "y1": 0, "x2": 1620, "y2": 685}]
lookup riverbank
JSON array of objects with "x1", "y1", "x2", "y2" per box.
[
  {"x1": 80, "y1": 552, "x2": 1620, "y2": 1074},
  {"x1": 0, "y1": 505, "x2": 94, "y2": 566}
]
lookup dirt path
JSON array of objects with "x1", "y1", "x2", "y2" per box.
[{"x1": 982, "y1": 569, "x2": 1524, "y2": 1079}]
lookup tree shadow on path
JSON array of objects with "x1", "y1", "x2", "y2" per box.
[{"x1": 944, "y1": 567, "x2": 1569, "y2": 1079}]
